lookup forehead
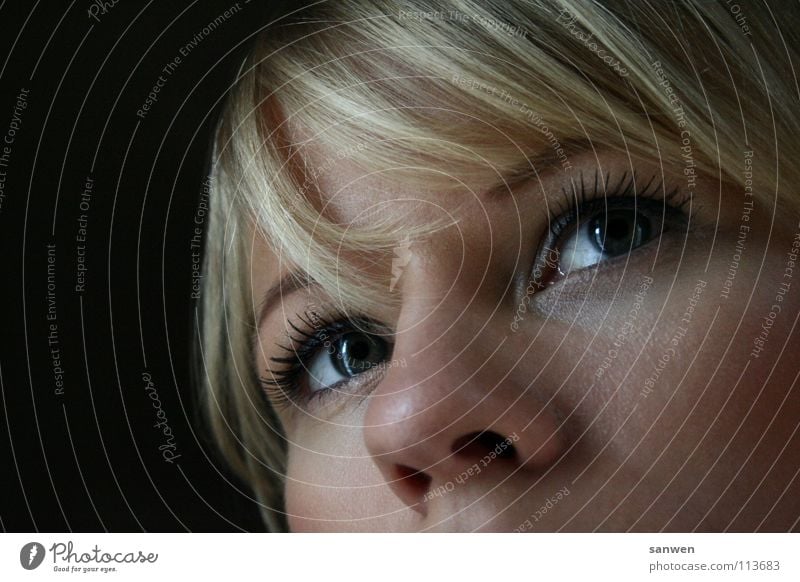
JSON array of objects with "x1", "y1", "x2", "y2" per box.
[{"x1": 290, "y1": 130, "x2": 465, "y2": 230}]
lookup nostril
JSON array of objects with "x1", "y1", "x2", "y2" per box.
[
  {"x1": 396, "y1": 464, "x2": 432, "y2": 488},
  {"x1": 451, "y1": 430, "x2": 517, "y2": 460},
  {"x1": 393, "y1": 465, "x2": 432, "y2": 510}
]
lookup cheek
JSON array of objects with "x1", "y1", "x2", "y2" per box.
[
  {"x1": 283, "y1": 419, "x2": 414, "y2": 531},
  {"x1": 538, "y1": 225, "x2": 800, "y2": 486}
]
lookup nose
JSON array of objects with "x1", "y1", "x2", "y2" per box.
[{"x1": 363, "y1": 282, "x2": 567, "y2": 514}]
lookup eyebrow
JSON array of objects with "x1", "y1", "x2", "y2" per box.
[
  {"x1": 481, "y1": 137, "x2": 593, "y2": 198},
  {"x1": 256, "y1": 270, "x2": 316, "y2": 331}
]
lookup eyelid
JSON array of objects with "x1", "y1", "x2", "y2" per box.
[{"x1": 257, "y1": 272, "x2": 317, "y2": 332}]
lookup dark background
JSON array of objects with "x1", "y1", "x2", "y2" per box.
[{"x1": 0, "y1": 0, "x2": 283, "y2": 531}]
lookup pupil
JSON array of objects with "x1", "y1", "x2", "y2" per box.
[
  {"x1": 335, "y1": 332, "x2": 387, "y2": 376},
  {"x1": 606, "y1": 217, "x2": 631, "y2": 240},
  {"x1": 591, "y1": 209, "x2": 650, "y2": 257},
  {"x1": 350, "y1": 338, "x2": 370, "y2": 360}
]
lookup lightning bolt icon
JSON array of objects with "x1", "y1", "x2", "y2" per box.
[
  {"x1": 28, "y1": 545, "x2": 38, "y2": 566},
  {"x1": 389, "y1": 238, "x2": 412, "y2": 292}
]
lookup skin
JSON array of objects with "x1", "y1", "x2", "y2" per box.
[{"x1": 250, "y1": 144, "x2": 800, "y2": 532}]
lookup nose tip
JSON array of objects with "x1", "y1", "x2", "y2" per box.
[
  {"x1": 366, "y1": 386, "x2": 568, "y2": 514},
  {"x1": 387, "y1": 430, "x2": 523, "y2": 512},
  {"x1": 384, "y1": 437, "x2": 523, "y2": 513},
  {"x1": 390, "y1": 465, "x2": 433, "y2": 512}
]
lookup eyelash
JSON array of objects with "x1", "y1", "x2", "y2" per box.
[
  {"x1": 259, "y1": 170, "x2": 693, "y2": 406},
  {"x1": 259, "y1": 311, "x2": 384, "y2": 409},
  {"x1": 548, "y1": 170, "x2": 690, "y2": 236}
]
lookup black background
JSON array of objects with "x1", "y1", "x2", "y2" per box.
[{"x1": 0, "y1": 0, "x2": 283, "y2": 531}]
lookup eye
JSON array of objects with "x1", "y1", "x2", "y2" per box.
[
  {"x1": 531, "y1": 173, "x2": 691, "y2": 286},
  {"x1": 559, "y1": 205, "x2": 656, "y2": 273},
  {"x1": 306, "y1": 330, "x2": 390, "y2": 393},
  {"x1": 261, "y1": 313, "x2": 393, "y2": 409}
]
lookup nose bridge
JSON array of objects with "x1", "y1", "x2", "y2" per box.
[
  {"x1": 387, "y1": 217, "x2": 512, "y2": 366},
  {"x1": 364, "y1": 245, "x2": 500, "y2": 434},
  {"x1": 366, "y1": 306, "x2": 547, "y2": 456},
  {"x1": 371, "y1": 303, "x2": 506, "y2": 434},
  {"x1": 376, "y1": 242, "x2": 511, "y2": 423}
]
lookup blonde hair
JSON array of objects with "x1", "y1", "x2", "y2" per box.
[{"x1": 198, "y1": 0, "x2": 799, "y2": 530}]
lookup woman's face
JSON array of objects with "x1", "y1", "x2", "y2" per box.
[{"x1": 251, "y1": 143, "x2": 800, "y2": 532}]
